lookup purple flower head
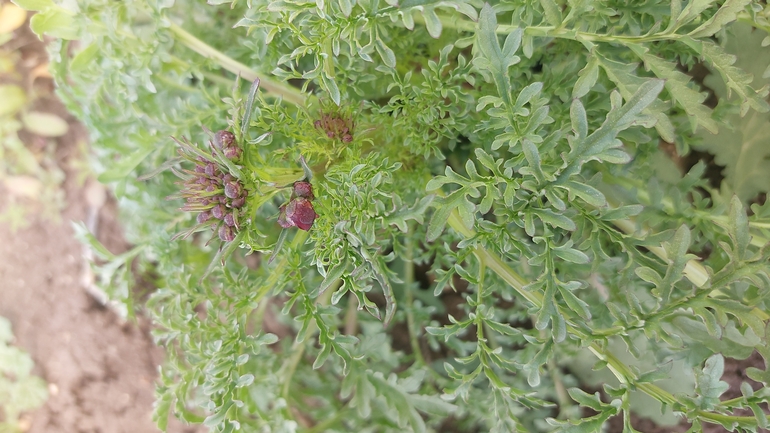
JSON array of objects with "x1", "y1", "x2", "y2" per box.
[
  {"x1": 197, "y1": 211, "x2": 212, "y2": 224},
  {"x1": 224, "y1": 213, "x2": 236, "y2": 227},
  {"x1": 212, "y1": 130, "x2": 236, "y2": 150},
  {"x1": 212, "y1": 204, "x2": 225, "y2": 219},
  {"x1": 218, "y1": 225, "x2": 236, "y2": 242},
  {"x1": 293, "y1": 181, "x2": 314, "y2": 200},
  {"x1": 224, "y1": 181, "x2": 242, "y2": 199},
  {"x1": 284, "y1": 197, "x2": 317, "y2": 231}
]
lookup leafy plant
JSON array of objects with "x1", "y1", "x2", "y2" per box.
[
  {"x1": 0, "y1": 316, "x2": 48, "y2": 432},
  {"x1": 15, "y1": 0, "x2": 770, "y2": 431}
]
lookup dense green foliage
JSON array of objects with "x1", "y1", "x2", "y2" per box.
[{"x1": 14, "y1": 0, "x2": 770, "y2": 431}]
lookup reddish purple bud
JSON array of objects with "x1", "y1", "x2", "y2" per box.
[
  {"x1": 197, "y1": 211, "x2": 212, "y2": 224},
  {"x1": 231, "y1": 197, "x2": 246, "y2": 208},
  {"x1": 224, "y1": 213, "x2": 236, "y2": 227},
  {"x1": 212, "y1": 204, "x2": 225, "y2": 219},
  {"x1": 218, "y1": 225, "x2": 236, "y2": 242},
  {"x1": 213, "y1": 130, "x2": 236, "y2": 150},
  {"x1": 224, "y1": 181, "x2": 242, "y2": 199},
  {"x1": 194, "y1": 165, "x2": 206, "y2": 173},
  {"x1": 277, "y1": 205, "x2": 294, "y2": 228},
  {"x1": 342, "y1": 134, "x2": 353, "y2": 143},
  {"x1": 314, "y1": 120, "x2": 321, "y2": 128},
  {"x1": 293, "y1": 181, "x2": 314, "y2": 200},
  {"x1": 223, "y1": 146, "x2": 241, "y2": 160},
  {"x1": 205, "y1": 163, "x2": 216, "y2": 176},
  {"x1": 285, "y1": 197, "x2": 317, "y2": 231},
  {"x1": 327, "y1": 131, "x2": 334, "y2": 138},
  {"x1": 223, "y1": 174, "x2": 234, "y2": 183},
  {"x1": 206, "y1": 184, "x2": 216, "y2": 192}
]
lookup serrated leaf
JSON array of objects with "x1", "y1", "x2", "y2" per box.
[
  {"x1": 559, "y1": 285, "x2": 591, "y2": 319},
  {"x1": 538, "y1": 0, "x2": 562, "y2": 26},
  {"x1": 97, "y1": 146, "x2": 155, "y2": 182},
  {"x1": 573, "y1": 57, "x2": 599, "y2": 99},
  {"x1": 321, "y1": 72, "x2": 341, "y2": 105},
  {"x1": 728, "y1": 195, "x2": 750, "y2": 259},
  {"x1": 533, "y1": 209, "x2": 576, "y2": 231},
  {"x1": 693, "y1": 25, "x2": 770, "y2": 200},
  {"x1": 596, "y1": 53, "x2": 675, "y2": 142},
  {"x1": 557, "y1": 180, "x2": 606, "y2": 207},
  {"x1": 235, "y1": 374, "x2": 254, "y2": 387},
  {"x1": 689, "y1": 0, "x2": 751, "y2": 38},
  {"x1": 695, "y1": 29, "x2": 770, "y2": 115},
  {"x1": 695, "y1": 354, "x2": 729, "y2": 410},
  {"x1": 632, "y1": 46, "x2": 718, "y2": 134},
  {"x1": 29, "y1": 6, "x2": 77, "y2": 40}
]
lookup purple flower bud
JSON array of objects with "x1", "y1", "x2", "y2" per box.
[
  {"x1": 293, "y1": 181, "x2": 314, "y2": 200},
  {"x1": 218, "y1": 225, "x2": 235, "y2": 242},
  {"x1": 213, "y1": 130, "x2": 236, "y2": 150},
  {"x1": 223, "y1": 174, "x2": 234, "y2": 183},
  {"x1": 277, "y1": 204, "x2": 294, "y2": 228},
  {"x1": 342, "y1": 134, "x2": 353, "y2": 143},
  {"x1": 212, "y1": 204, "x2": 225, "y2": 219},
  {"x1": 314, "y1": 120, "x2": 321, "y2": 128},
  {"x1": 197, "y1": 211, "x2": 211, "y2": 224},
  {"x1": 223, "y1": 146, "x2": 241, "y2": 160},
  {"x1": 224, "y1": 213, "x2": 236, "y2": 227},
  {"x1": 206, "y1": 184, "x2": 216, "y2": 192},
  {"x1": 195, "y1": 165, "x2": 206, "y2": 173},
  {"x1": 224, "y1": 181, "x2": 242, "y2": 199},
  {"x1": 285, "y1": 197, "x2": 317, "y2": 231},
  {"x1": 231, "y1": 197, "x2": 245, "y2": 208},
  {"x1": 205, "y1": 163, "x2": 216, "y2": 177}
]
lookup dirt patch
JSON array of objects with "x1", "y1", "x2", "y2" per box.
[{"x1": 0, "y1": 16, "x2": 195, "y2": 433}]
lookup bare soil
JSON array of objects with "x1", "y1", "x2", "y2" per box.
[{"x1": 0, "y1": 18, "x2": 195, "y2": 433}]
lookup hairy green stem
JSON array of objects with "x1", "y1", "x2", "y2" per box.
[
  {"x1": 168, "y1": 22, "x2": 307, "y2": 107},
  {"x1": 413, "y1": 12, "x2": 681, "y2": 44},
  {"x1": 404, "y1": 235, "x2": 428, "y2": 367}
]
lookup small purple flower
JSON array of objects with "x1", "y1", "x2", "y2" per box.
[
  {"x1": 218, "y1": 225, "x2": 235, "y2": 242},
  {"x1": 212, "y1": 204, "x2": 225, "y2": 219},
  {"x1": 293, "y1": 181, "x2": 314, "y2": 200},
  {"x1": 284, "y1": 197, "x2": 317, "y2": 231},
  {"x1": 224, "y1": 213, "x2": 236, "y2": 227},
  {"x1": 212, "y1": 130, "x2": 236, "y2": 150},
  {"x1": 197, "y1": 211, "x2": 212, "y2": 224},
  {"x1": 224, "y1": 181, "x2": 242, "y2": 199}
]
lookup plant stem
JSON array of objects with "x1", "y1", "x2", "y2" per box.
[
  {"x1": 167, "y1": 22, "x2": 307, "y2": 107},
  {"x1": 280, "y1": 278, "x2": 336, "y2": 401},
  {"x1": 404, "y1": 235, "x2": 428, "y2": 367},
  {"x1": 413, "y1": 12, "x2": 681, "y2": 44}
]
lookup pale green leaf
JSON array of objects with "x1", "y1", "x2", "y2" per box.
[{"x1": 22, "y1": 111, "x2": 69, "y2": 137}]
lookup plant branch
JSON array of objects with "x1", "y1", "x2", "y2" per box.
[
  {"x1": 413, "y1": 12, "x2": 682, "y2": 44},
  {"x1": 443, "y1": 207, "x2": 753, "y2": 426},
  {"x1": 168, "y1": 22, "x2": 307, "y2": 107}
]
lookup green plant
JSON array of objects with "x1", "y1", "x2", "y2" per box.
[
  {"x1": 0, "y1": 316, "x2": 48, "y2": 432},
  {"x1": 15, "y1": 0, "x2": 770, "y2": 431}
]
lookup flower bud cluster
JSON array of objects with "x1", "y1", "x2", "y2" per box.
[
  {"x1": 278, "y1": 181, "x2": 317, "y2": 231},
  {"x1": 314, "y1": 112, "x2": 354, "y2": 143},
  {"x1": 175, "y1": 130, "x2": 247, "y2": 243}
]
